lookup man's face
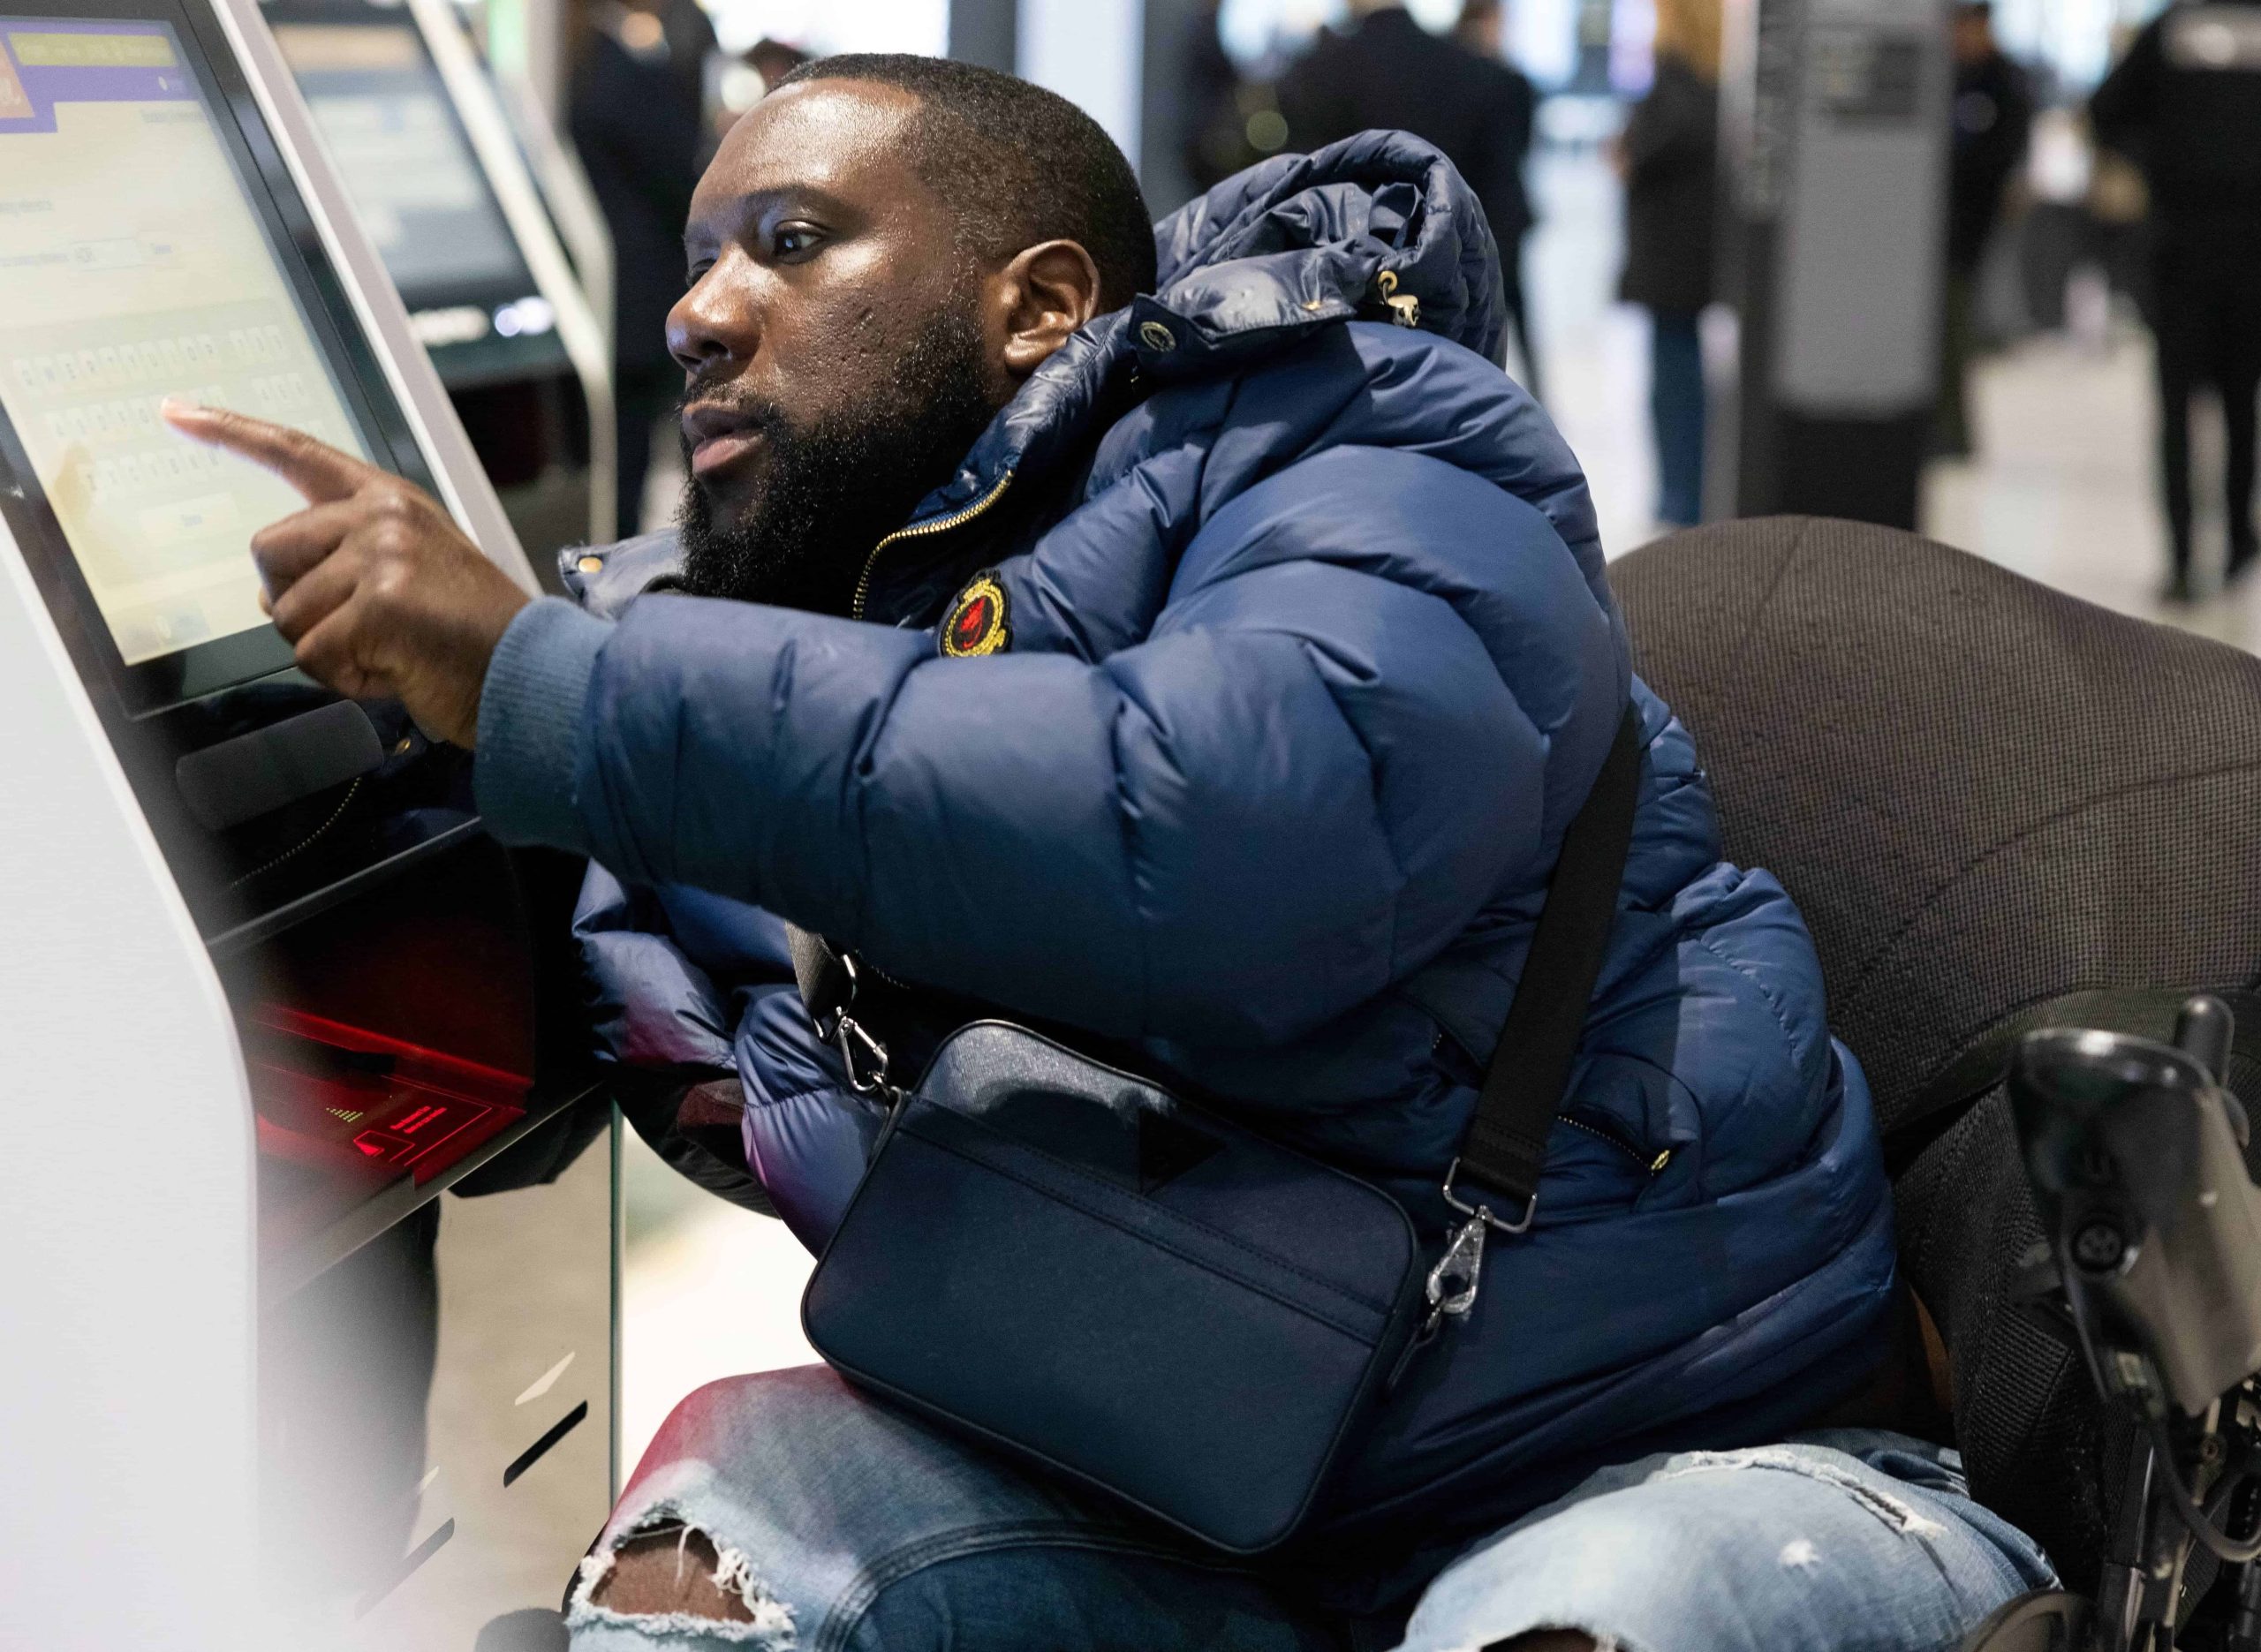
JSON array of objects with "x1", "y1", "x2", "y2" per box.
[{"x1": 666, "y1": 82, "x2": 1007, "y2": 611}]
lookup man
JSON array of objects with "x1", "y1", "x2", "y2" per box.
[
  {"x1": 1280, "y1": 0, "x2": 1542, "y2": 399},
  {"x1": 1938, "y1": 3, "x2": 2031, "y2": 460},
  {"x1": 2093, "y1": 0, "x2": 2261, "y2": 602},
  {"x1": 167, "y1": 57, "x2": 2051, "y2": 1651}
]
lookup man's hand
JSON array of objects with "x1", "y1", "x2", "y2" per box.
[{"x1": 162, "y1": 400, "x2": 532, "y2": 747}]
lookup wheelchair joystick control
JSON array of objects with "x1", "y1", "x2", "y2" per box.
[
  {"x1": 2176, "y1": 995, "x2": 2235, "y2": 1089},
  {"x1": 1969, "y1": 996, "x2": 2261, "y2": 1652}
]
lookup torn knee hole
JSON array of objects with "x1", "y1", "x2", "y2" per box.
[{"x1": 587, "y1": 1522, "x2": 759, "y2": 1625}]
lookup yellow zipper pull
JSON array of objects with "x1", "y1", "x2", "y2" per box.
[{"x1": 1376, "y1": 269, "x2": 1421, "y2": 328}]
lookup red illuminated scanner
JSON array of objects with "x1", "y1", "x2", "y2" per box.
[{"x1": 247, "y1": 1005, "x2": 528, "y2": 1185}]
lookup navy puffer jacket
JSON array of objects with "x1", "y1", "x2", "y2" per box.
[{"x1": 480, "y1": 133, "x2": 1897, "y2": 1548}]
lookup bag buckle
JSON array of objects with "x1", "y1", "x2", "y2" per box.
[{"x1": 1441, "y1": 1157, "x2": 1538, "y2": 1235}]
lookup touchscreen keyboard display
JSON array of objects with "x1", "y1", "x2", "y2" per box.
[{"x1": 0, "y1": 17, "x2": 368, "y2": 666}]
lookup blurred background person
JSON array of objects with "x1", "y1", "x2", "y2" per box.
[
  {"x1": 1183, "y1": 0, "x2": 1262, "y2": 192},
  {"x1": 2093, "y1": 0, "x2": 2261, "y2": 602},
  {"x1": 709, "y1": 37, "x2": 814, "y2": 145},
  {"x1": 1939, "y1": 2, "x2": 2031, "y2": 460},
  {"x1": 569, "y1": 0, "x2": 717, "y2": 537},
  {"x1": 1617, "y1": 0, "x2": 1720, "y2": 530},
  {"x1": 1453, "y1": 0, "x2": 1541, "y2": 402},
  {"x1": 1278, "y1": 0, "x2": 1541, "y2": 395},
  {"x1": 745, "y1": 35, "x2": 811, "y2": 91}
]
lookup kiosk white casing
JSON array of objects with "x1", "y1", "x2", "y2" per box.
[{"x1": 0, "y1": 517, "x2": 259, "y2": 1649}]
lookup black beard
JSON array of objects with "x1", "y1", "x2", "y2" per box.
[{"x1": 675, "y1": 305, "x2": 1001, "y2": 614}]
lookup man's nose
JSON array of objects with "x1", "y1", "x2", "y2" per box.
[{"x1": 667, "y1": 255, "x2": 754, "y2": 376}]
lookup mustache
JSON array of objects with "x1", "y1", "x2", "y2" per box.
[{"x1": 677, "y1": 379, "x2": 789, "y2": 441}]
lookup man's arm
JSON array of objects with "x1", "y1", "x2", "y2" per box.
[
  {"x1": 488, "y1": 445, "x2": 1622, "y2": 1050},
  {"x1": 165, "y1": 405, "x2": 1622, "y2": 1052}
]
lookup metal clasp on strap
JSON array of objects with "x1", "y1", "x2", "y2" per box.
[
  {"x1": 1425, "y1": 1214, "x2": 1488, "y2": 1327},
  {"x1": 835, "y1": 1015, "x2": 893, "y2": 1095},
  {"x1": 1422, "y1": 1158, "x2": 1538, "y2": 1337},
  {"x1": 811, "y1": 953, "x2": 897, "y2": 1098}
]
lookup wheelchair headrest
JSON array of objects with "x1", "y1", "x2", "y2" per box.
[{"x1": 1610, "y1": 517, "x2": 2261, "y2": 1142}]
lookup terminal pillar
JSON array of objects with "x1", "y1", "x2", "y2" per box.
[
  {"x1": 950, "y1": 0, "x2": 1017, "y2": 72},
  {"x1": 1720, "y1": 0, "x2": 1951, "y2": 529}
]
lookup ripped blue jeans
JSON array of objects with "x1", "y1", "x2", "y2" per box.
[{"x1": 565, "y1": 1366, "x2": 2054, "y2": 1652}]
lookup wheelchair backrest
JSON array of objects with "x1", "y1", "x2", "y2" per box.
[
  {"x1": 1610, "y1": 516, "x2": 2261, "y2": 1589},
  {"x1": 1609, "y1": 515, "x2": 2261, "y2": 1139}
]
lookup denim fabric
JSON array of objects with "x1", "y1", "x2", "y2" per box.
[
  {"x1": 1394, "y1": 1429, "x2": 2057, "y2": 1652},
  {"x1": 1648, "y1": 307, "x2": 1706, "y2": 527},
  {"x1": 564, "y1": 1370, "x2": 2052, "y2": 1652}
]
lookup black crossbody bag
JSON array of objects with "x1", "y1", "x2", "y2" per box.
[{"x1": 793, "y1": 710, "x2": 1643, "y2": 1554}]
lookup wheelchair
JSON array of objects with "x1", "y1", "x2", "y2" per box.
[{"x1": 1614, "y1": 517, "x2": 2261, "y2": 1652}]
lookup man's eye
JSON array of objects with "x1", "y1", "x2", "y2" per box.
[
  {"x1": 774, "y1": 225, "x2": 822, "y2": 259},
  {"x1": 684, "y1": 260, "x2": 715, "y2": 290}
]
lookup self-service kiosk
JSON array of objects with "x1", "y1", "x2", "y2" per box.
[
  {"x1": 0, "y1": 4, "x2": 614, "y2": 1646},
  {"x1": 267, "y1": 0, "x2": 616, "y2": 564},
  {"x1": 1718, "y1": 0, "x2": 1952, "y2": 529}
]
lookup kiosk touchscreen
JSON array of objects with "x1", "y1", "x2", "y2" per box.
[
  {"x1": 0, "y1": 0, "x2": 542, "y2": 944},
  {"x1": 265, "y1": 0, "x2": 617, "y2": 551},
  {"x1": 267, "y1": 3, "x2": 569, "y2": 388},
  {"x1": 0, "y1": 4, "x2": 614, "y2": 1646},
  {"x1": 0, "y1": 14, "x2": 382, "y2": 683}
]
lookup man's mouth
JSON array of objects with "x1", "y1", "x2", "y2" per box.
[{"x1": 682, "y1": 403, "x2": 770, "y2": 480}]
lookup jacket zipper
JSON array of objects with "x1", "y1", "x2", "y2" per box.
[
  {"x1": 1558, "y1": 1113, "x2": 1673, "y2": 1174},
  {"x1": 851, "y1": 470, "x2": 1017, "y2": 622}
]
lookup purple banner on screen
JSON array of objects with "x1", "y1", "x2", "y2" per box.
[{"x1": 0, "y1": 18, "x2": 194, "y2": 134}]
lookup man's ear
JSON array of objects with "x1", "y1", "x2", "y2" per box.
[{"x1": 989, "y1": 240, "x2": 1104, "y2": 381}]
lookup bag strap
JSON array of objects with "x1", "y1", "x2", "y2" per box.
[{"x1": 1443, "y1": 706, "x2": 1645, "y2": 1233}]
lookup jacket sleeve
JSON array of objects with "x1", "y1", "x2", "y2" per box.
[
  {"x1": 571, "y1": 862, "x2": 737, "y2": 1075},
  {"x1": 480, "y1": 445, "x2": 1623, "y2": 1050}
]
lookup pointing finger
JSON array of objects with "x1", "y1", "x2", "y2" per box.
[{"x1": 161, "y1": 400, "x2": 374, "y2": 505}]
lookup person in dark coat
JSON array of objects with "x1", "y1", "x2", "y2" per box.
[
  {"x1": 1280, "y1": 0, "x2": 1541, "y2": 397},
  {"x1": 568, "y1": 0, "x2": 716, "y2": 537},
  {"x1": 1938, "y1": 3, "x2": 2032, "y2": 458},
  {"x1": 2093, "y1": 0, "x2": 2261, "y2": 601},
  {"x1": 1618, "y1": 0, "x2": 1719, "y2": 528},
  {"x1": 165, "y1": 58, "x2": 2053, "y2": 1652},
  {"x1": 1183, "y1": 0, "x2": 1259, "y2": 192}
]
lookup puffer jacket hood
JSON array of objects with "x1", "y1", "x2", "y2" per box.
[{"x1": 535, "y1": 137, "x2": 1896, "y2": 1577}]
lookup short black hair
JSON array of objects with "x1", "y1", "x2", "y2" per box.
[{"x1": 772, "y1": 55, "x2": 1158, "y2": 311}]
